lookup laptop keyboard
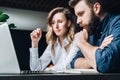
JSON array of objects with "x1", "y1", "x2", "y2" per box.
[{"x1": 21, "y1": 70, "x2": 55, "y2": 74}]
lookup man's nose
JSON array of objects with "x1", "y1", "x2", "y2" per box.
[{"x1": 77, "y1": 18, "x2": 82, "y2": 24}]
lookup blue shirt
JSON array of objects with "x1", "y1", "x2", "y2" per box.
[{"x1": 71, "y1": 13, "x2": 120, "y2": 73}]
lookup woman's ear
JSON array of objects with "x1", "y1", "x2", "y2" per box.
[
  {"x1": 93, "y1": 2, "x2": 101, "y2": 15},
  {"x1": 67, "y1": 20, "x2": 71, "y2": 27}
]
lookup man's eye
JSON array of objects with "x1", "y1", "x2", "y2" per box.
[
  {"x1": 78, "y1": 12, "x2": 84, "y2": 16},
  {"x1": 78, "y1": 13, "x2": 83, "y2": 16}
]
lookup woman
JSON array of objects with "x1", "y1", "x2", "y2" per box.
[{"x1": 29, "y1": 7, "x2": 76, "y2": 71}]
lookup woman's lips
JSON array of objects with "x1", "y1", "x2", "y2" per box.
[{"x1": 55, "y1": 29, "x2": 60, "y2": 33}]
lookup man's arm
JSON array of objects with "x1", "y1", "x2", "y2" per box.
[
  {"x1": 77, "y1": 40, "x2": 99, "y2": 69},
  {"x1": 74, "y1": 29, "x2": 99, "y2": 69},
  {"x1": 74, "y1": 29, "x2": 114, "y2": 70},
  {"x1": 74, "y1": 57, "x2": 91, "y2": 69}
]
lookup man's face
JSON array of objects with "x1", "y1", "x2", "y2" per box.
[{"x1": 74, "y1": 0, "x2": 100, "y2": 34}]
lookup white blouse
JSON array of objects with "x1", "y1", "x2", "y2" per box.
[{"x1": 29, "y1": 38, "x2": 79, "y2": 71}]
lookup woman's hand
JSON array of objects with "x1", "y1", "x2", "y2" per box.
[{"x1": 30, "y1": 28, "x2": 42, "y2": 48}]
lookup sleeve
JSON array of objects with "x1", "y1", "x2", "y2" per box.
[
  {"x1": 29, "y1": 44, "x2": 52, "y2": 71},
  {"x1": 70, "y1": 50, "x2": 84, "y2": 68},
  {"x1": 29, "y1": 48, "x2": 39, "y2": 71},
  {"x1": 96, "y1": 23, "x2": 120, "y2": 73},
  {"x1": 65, "y1": 42, "x2": 80, "y2": 69}
]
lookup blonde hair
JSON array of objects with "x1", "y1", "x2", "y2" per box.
[{"x1": 46, "y1": 7, "x2": 75, "y2": 53}]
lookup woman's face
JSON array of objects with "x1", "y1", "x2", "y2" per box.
[{"x1": 51, "y1": 12, "x2": 69, "y2": 38}]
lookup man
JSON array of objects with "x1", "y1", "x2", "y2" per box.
[{"x1": 69, "y1": 0, "x2": 120, "y2": 73}]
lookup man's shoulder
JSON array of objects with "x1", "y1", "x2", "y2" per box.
[
  {"x1": 108, "y1": 13, "x2": 120, "y2": 26},
  {"x1": 109, "y1": 13, "x2": 120, "y2": 21}
]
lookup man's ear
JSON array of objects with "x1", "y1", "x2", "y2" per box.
[{"x1": 93, "y1": 2, "x2": 101, "y2": 15}]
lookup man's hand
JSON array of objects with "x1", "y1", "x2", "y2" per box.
[
  {"x1": 100, "y1": 35, "x2": 113, "y2": 49},
  {"x1": 74, "y1": 29, "x2": 88, "y2": 46}
]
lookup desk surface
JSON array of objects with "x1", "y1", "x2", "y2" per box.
[{"x1": 0, "y1": 73, "x2": 120, "y2": 80}]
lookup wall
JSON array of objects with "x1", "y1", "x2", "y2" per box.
[{"x1": 0, "y1": 7, "x2": 48, "y2": 31}]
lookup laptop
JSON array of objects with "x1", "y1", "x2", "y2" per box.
[
  {"x1": 0, "y1": 23, "x2": 20, "y2": 73},
  {"x1": 0, "y1": 23, "x2": 58, "y2": 74}
]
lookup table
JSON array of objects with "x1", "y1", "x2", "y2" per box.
[{"x1": 0, "y1": 73, "x2": 120, "y2": 80}]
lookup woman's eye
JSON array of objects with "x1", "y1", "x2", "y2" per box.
[
  {"x1": 51, "y1": 22, "x2": 55, "y2": 24},
  {"x1": 58, "y1": 20, "x2": 62, "y2": 23}
]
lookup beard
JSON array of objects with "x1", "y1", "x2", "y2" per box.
[{"x1": 87, "y1": 10, "x2": 101, "y2": 35}]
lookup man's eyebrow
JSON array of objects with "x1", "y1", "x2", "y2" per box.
[{"x1": 77, "y1": 11, "x2": 84, "y2": 15}]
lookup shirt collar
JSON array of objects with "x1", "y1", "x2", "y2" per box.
[
  {"x1": 55, "y1": 37, "x2": 70, "y2": 47},
  {"x1": 100, "y1": 12, "x2": 111, "y2": 32},
  {"x1": 92, "y1": 13, "x2": 111, "y2": 44}
]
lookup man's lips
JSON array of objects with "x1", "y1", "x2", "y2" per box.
[{"x1": 82, "y1": 26, "x2": 88, "y2": 29}]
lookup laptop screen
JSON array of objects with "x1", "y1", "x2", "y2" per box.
[{"x1": 0, "y1": 23, "x2": 20, "y2": 73}]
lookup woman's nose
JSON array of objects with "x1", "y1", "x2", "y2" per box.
[{"x1": 54, "y1": 23, "x2": 59, "y2": 28}]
